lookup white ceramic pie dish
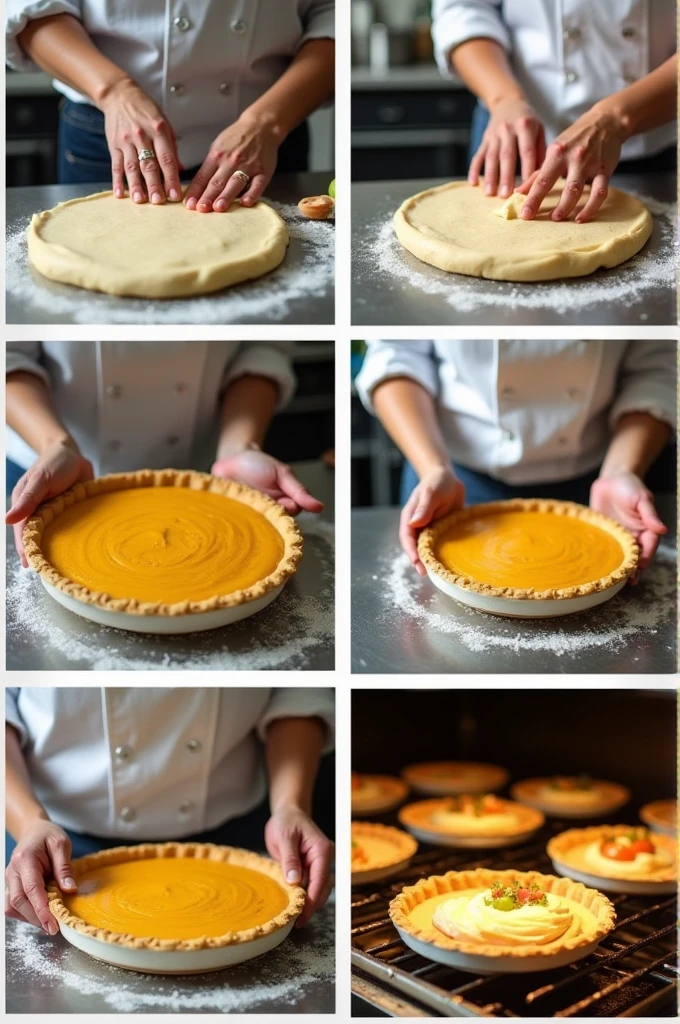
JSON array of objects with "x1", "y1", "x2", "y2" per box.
[
  {"x1": 424, "y1": 566, "x2": 627, "y2": 619},
  {"x1": 351, "y1": 854, "x2": 415, "y2": 887},
  {"x1": 57, "y1": 917, "x2": 296, "y2": 973},
  {"x1": 401, "y1": 822, "x2": 539, "y2": 849},
  {"x1": 549, "y1": 858, "x2": 676, "y2": 896},
  {"x1": 39, "y1": 577, "x2": 284, "y2": 634}
]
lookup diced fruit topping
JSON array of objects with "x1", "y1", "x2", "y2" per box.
[
  {"x1": 328, "y1": 179, "x2": 336, "y2": 198},
  {"x1": 600, "y1": 829, "x2": 654, "y2": 861},
  {"x1": 444, "y1": 794, "x2": 505, "y2": 817},
  {"x1": 549, "y1": 774, "x2": 592, "y2": 792},
  {"x1": 484, "y1": 881, "x2": 548, "y2": 911},
  {"x1": 351, "y1": 839, "x2": 368, "y2": 865}
]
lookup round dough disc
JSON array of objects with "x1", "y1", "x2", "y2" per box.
[
  {"x1": 28, "y1": 190, "x2": 289, "y2": 298},
  {"x1": 394, "y1": 179, "x2": 652, "y2": 282}
]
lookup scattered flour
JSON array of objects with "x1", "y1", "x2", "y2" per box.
[
  {"x1": 6, "y1": 202, "x2": 333, "y2": 325},
  {"x1": 6, "y1": 516, "x2": 334, "y2": 671},
  {"x1": 6, "y1": 898, "x2": 335, "y2": 1014},
  {"x1": 383, "y1": 544, "x2": 675, "y2": 658},
  {"x1": 365, "y1": 192, "x2": 675, "y2": 317}
]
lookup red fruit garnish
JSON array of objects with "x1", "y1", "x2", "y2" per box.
[
  {"x1": 629, "y1": 839, "x2": 655, "y2": 855},
  {"x1": 516, "y1": 888, "x2": 531, "y2": 902},
  {"x1": 601, "y1": 841, "x2": 635, "y2": 861}
]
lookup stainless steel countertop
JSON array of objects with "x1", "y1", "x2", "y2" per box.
[
  {"x1": 5, "y1": 897, "x2": 335, "y2": 1015},
  {"x1": 351, "y1": 500, "x2": 677, "y2": 674},
  {"x1": 6, "y1": 463, "x2": 334, "y2": 672},
  {"x1": 6, "y1": 173, "x2": 334, "y2": 325},
  {"x1": 351, "y1": 173, "x2": 675, "y2": 326}
]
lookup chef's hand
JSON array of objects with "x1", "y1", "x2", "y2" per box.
[
  {"x1": 400, "y1": 466, "x2": 466, "y2": 575},
  {"x1": 5, "y1": 439, "x2": 94, "y2": 567},
  {"x1": 211, "y1": 450, "x2": 323, "y2": 516},
  {"x1": 469, "y1": 96, "x2": 546, "y2": 198},
  {"x1": 590, "y1": 471, "x2": 666, "y2": 578},
  {"x1": 184, "y1": 115, "x2": 279, "y2": 212},
  {"x1": 5, "y1": 820, "x2": 77, "y2": 934},
  {"x1": 515, "y1": 103, "x2": 625, "y2": 222},
  {"x1": 265, "y1": 806, "x2": 334, "y2": 927},
  {"x1": 99, "y1": 78, "x2": 182, "y2": 204}
]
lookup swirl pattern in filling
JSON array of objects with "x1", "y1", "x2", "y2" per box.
[{"x1": 433, "y1": 889, "x2": 575, "y2": 946}]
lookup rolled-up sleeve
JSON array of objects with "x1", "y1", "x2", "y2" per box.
[
  {"x1": 6, "y1": 688, "x2": 27, "y2": 746},
  {"x1": 299, "y1": 0, "x2": 334, "y2": 45},
  {"x1": 432, "y1": 0, "x2": 509, "y2": 77},
  {"x1": 256, "y1": 687, "x2": 335, "y2": 752},
  {"x1": 609, "y1": 342, "x2": 677, "y2": 431},
  {"x1": 6, "y1": 341, "x2": 50, "y2": 387},
  {"x1": 6, "y1": 1, "x2": 81, "y2": 71},
  {"x1": 221, "y1": 342, "x2": 296, "y2": 411},
  {"x1": 356, "y1": 340, "x2": 438, "y2": 414}
]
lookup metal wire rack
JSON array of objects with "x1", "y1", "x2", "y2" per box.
[{"x1": 351, "y1": 828, "x2": 678, "y2": 1018}]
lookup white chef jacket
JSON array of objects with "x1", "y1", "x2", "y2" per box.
[
  {"x1": 6, "y1": 341, "x2": 296, "y2": 476},
  {"x1": 6, "y1": 687, "x2": 334, "y2": 839},
  {"x1": 6, "y1": 1, "x2": 335, "y2": 169},
  {"x1": 356, "y1": 340, "x2": 676, "y2": 486},
  {"x1": 432, "y1": 0, "x2": 676, "y2": 160}
]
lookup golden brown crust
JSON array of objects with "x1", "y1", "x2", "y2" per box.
[
  {"x1": 401, "y1": 761, "x2": 509, "y2": 792},
  {"x1": 47, "y1": 842, "x2": 306, "y2": 950},
  {"x1": 23, "y1": 469, "x2": 303, "y2": 616},
  {"x1": 351, "y1": 822, "x2": 418, "y2": 872},
  {"x1": 351, "y1": 774, "x2": 409, "y2": 812},
  {"x1": 417, "y1": 499, "x2": 638, "y2": 600},
  {"x1": 389, "y1": 868, "x2": 616, "y2": 959},
  {"x1": 511, "y1": 778, "x2": 630, "y2": 814},
  {"x1": 398, "y1": 797, "x2": 544, "y2": 838},
  {"x1": 640, "y1": 799, "x2": 677, "y2": 830},
  {"x1": 548, "y1": 825, "x2": 677, "y2": 883}
]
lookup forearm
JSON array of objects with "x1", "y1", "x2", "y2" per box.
[
  {"x1": 372, "y1": 377, "x2": 450, "y2": 479},
  {"x1": 6, "y1": 726, "x2": 49, "y2": 841},
  {"x1": 450, "y1": 37, "x2": 524, "y2": 111},
  {"x1": 17, "y1": 13, "x2": 133, "y2": 108},
  {"x1": 265, "y1": 717, "x2": 324, "y2": 816},
  {"x1": 238, "y1": 38, "x2": 334, "y2": 141},
  {"x1": 597, "y1": 55, "x2": 677, "y2": 141},
  {"x1": 215, "y1": 375, "x2": 279, "y2": 460},
  {"x1": 600, "y1": 412, "x2": 671, "y2": 479},
  {"x1": 6, "y1": 372, "x2": 76, "y2": 455}
]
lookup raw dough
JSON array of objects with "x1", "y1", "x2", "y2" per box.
[
  {"x1": 394, "y1": 179, "x2": 652, "y2": 282},
  {"x1": 28, "y1": 190, "x2": 289, "y2": 298}
]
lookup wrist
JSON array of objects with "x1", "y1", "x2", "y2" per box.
[
  {"x1": 237, "y1": 107, "x2": 287, "y2": 143},
  {"x1": 271, "y1": 795, "x2": 309, "y2": 816},
  {"x1": 215, "y1": 440, "x2": 261, "y2": 462},
  {"x1": 593, "y1": 97, "x2": 633, "y2": 143},
  {"x1": 486, "y1": 84, "x2": 527, "y2": 114},
  {"x1": 37, "y1": 431, "x2": 79, "y2": 457},
  {"x1": 418, "y1": 457, "x2": 453, "y2": 480},
  {"x1": 95, "y1": 72, "x2": 137, "y2": 111},
  {"x1": 13, "y1": 804, "x2": 50, "y2": 841}
]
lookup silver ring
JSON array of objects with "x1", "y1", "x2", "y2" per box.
[
  {"x1": 232, "y1": 169, "x2": 250, "y2": 190},
  {"x1": 137, "y1": 148, "x2": 155, "y2": 163}
]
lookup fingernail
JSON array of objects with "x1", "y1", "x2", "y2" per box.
[
  {"x1": 214, "y1": 200, "x2": 226, "y2": 211},
  {"x1": 484, "y1": 184, "x2": 493, "y2": 195},
  {"x1": 169, "y1": 189, "x2": 179, "y2": 201},
  {"x1": 151, "y1": 192, "x2": 162, "y2": 204},
  {"x1": 185, "y1": 197, "x2": 196, "y2": 210},
  {"x1": 287, "y1": 869, "x2": 300, "y2": 883},
  {"x1": 46, "y1": 920, "x2": 58, "y2": 935},
  {"x1": 114, "y1": 187, "x2": 123, "y2": 198},
  {"x1": 132, "y1": 191, "x2": 142, "y2": 203},
  {"x1": 521, "y1": 205, "x2": 531, "y2": 219},
  {"x1": 63, "y1": 876, "x2": 76, "y2": 889},
  {"x1": 198, "y1": 201, "x2": 211, "y2": 211},
  {"x1": 552, "y1": 212, "x2": 563, "y2": 221}
]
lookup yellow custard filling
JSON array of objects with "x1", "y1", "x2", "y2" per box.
[{"x1": 431, "y1": 889, "x2": 579, "y2": 946}]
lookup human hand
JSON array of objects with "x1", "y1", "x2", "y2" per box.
[
  {"x1": 514, "y1": 103, "x2": 626, "y2": 222},
  {"x1": 590, "y1": 471, "x2": 667, "y2": 578},
  {"x1": 212, "y1": 450, "x2": 323, "y2": 516},
  {"x1": 5, "y1": 820, "x2": 76, "y2": 934},
  {"x1": 400, "y1": 466, "x2": 466, "y2": 575},
  {"x1": 469, "y1": 96, "x2": 546, "y2": 198},
  {"x1": 6, "y1": 439, "x2": 94, "y2": 567},
  {"x1": 184, "y1": 115, "x2": 279, "y2": 212},
  {"x1": 265, "y1": 806, "x2": 334, "y2": 927},
  {"x1": 99, "y1": 78, "x2": 182, "y2": 204}
]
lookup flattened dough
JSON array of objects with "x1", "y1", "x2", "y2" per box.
[
  {"x1": 28, "y1": 191, "x2": 289, "y2": 298},
  {"x1": 394, "y1": 179, "x2": 652, "y2": 282}
]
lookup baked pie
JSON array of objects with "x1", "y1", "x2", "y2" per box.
[
  {"x1": 640, "y1": 799, "x2": 677, "y2": 836},
  {"x1": 351, "y1": 822, "x2": 418, "y2": 885},
  {"x1": 389, "y1": 868, "x2": 615, "y2": 973},
  {"x1": 548, "y1": 825, "x2": 677, "y2": 894},
  {"x1": 511, "y1": 775, "x2": 630, "y2": 818},
  {"x1": 398, "y1": 794, "x2": 544, "y2": 848},
  {"x1": 351, "y1": 773, "x2": 409, "y2": 816},
  {"x1": 401, "y1": 761, "x2": 509, "y2": 795}
]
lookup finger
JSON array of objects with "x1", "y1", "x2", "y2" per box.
[
  {"x1": 7, "y1": 869, "x2": 43, "y2": 929},
  {"x1": 399, "y1": 494, "x2": 422, "y2": 567},
  {"x1": 135, "y1": 132, "x2": 166, "y2": 204},
  {"x1": 514, "y1": 169, "x2": 539, "y2": 195},
  {"x1": 123, "y1": 143, "x2": 147, "y2": 204},
  {"x1": 468, "y1": 141, "x2": 487, "y2": 186},
  {"x1": 516, "y1": 117, "x2": 539, "y2": 183},
  {"x1": 278, "y1": 833, "x2": 303, "y2": 885},
  {"x1": 111, "y1": 148, "x2": 125, "y2": 198},
  {"x1": 46, "y1": 835, "x2": 77, "y2": 893},
  {"x1": 551, "y1": 152, "x2": 588, "y2": 221},
  {"x1": 300, "y1": 841, "x2": 334, "y2": 923},
  {"x1": 184, "y1": 157, "x2": 217, "y2": 210},
  {"x1": 15, "y1": 861, "x2": 56, "y2": 933},
  {"x1": 211, "y1": 171, "x2": 248, "y2": 213},
  {"x1": 152, "y1": 125, "x2": 182, "y2": 202},
  {"x1": 6, "y1": 471, "x2": 48, "y2": 523},
  {"x1": 636, "y1": 529, "x2": 660, "y2": 572},
  {"x1": 296, "y1": 878, "x2": 334, "y2": 928},
  {"x1": 575, "y1": 173, "x2": 609, "y2": 223},
  {"x1": 276, "y1": 496, "x2": 301, "y2": 515},
  {"x1": 520, "y1": 147, "x2": 563, "y2": 219},
  {"x1": 638, "y1": 495, "x2": 667, "y2": 534},
  {"x1": 483, "y1": 138, "x2": 501, "y2": 195},
  {"x1": 197, "y1": 167, "x2": 239, "y2": 212},
  {"x1": 408, "y1": 488, "x2": 435, "y2": 528},
  {"x1": 14, "y1": 521, "x2": 28, "y2": 568},
  {"x1": 277, "y1": 468, "x2": 324, "y2": 513},
  {"x1": 497, "y1": 125, "x2": 518, "y2": 198},
  {"x1": 240, "y1": 173, "x2": 268, "y2": 208}
]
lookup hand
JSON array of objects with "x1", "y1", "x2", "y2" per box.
[
  {"x1": 515, "y1": 103, "x2": 626, "y2": 222},
  {"x1": 265, "y1": 806, "x2": 334, "y2": 927},
  {"x1": 400, "y1": 466, "x2": 466, "y2": 575},
  {"x1": 469, "y1": 96, "x2": 546, "y2": 198},
  {"x1": 184, "y1": 115, "x2": 279, "y2": 213},
  {"x1": 99, "y1": 78, "x2": 181, "y2": 204},
  {"x1": 590, "y1": 471, "x2": 667, "y2": 578},
  {"x1": 6, "y1": 439, "x2": 94, "y2": 567},
  {"x1": 5, "y1": 820, "x2": 77, "y2": 934},
  {"x1": 212, "y1": 450, "x2": 323, "y2": 516}
]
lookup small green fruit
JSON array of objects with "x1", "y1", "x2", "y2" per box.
[{"x1": 328, "y1": 178, "x2": 336, "y2": 198}]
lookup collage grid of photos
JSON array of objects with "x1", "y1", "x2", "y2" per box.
[{"x1": 3, "y1": 1, "x2": 679, "y2": 1021}]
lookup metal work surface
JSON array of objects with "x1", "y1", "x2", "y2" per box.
[
  {"x1": 351, "y1": 501, "x2": 676, "y2": 675},
  {"x1": 6, "y1": 172, "x2": 334, "y2": 325},
  {"x1": 7, "y1": 464, "x2": 334, "y2": 672},
  {"x1": 351, "y1": 832, "x2": 677, "y2": 1018},
  {"x1": 351, "y1": 173, "x2": 675, "y2": 327},
  {"x1": 6, "y1": 897, "x2": 335, "y2": 1015}
]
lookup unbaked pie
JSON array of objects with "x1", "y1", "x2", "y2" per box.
[
  {"x1": 398, "y1": 794, "x2": 544, "y2": 847},
  {"x1": 351, "y1": 822, "x2": 418, "y2": 885},
  {"x1": 511, "y1": 775, "x2": 630, "y2": 818}
]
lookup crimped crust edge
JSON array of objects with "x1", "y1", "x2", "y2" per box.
[
  {"x1": 547, "y1": 825, "x2": 677, "y2": 883},
  {"x1": 398, "y1": 797, "x2": 545, "y2": 837},
  {"x1": 351, "y1": 822, "x2": 418, "y2": 873}
]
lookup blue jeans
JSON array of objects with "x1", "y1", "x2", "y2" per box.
[{"x1": 400, "y1": 460, "x2": 598, "y2": 508}]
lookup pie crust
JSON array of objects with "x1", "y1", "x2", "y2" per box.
[
  {"x1": 547, "y1": 825, "x2": 677, "y2": 884},
  {"x1": 640, "y1": 799, "x2": 677, "y2": 834},
  {"x1": 398, "y1": 797, "x2": 544, "y2": 839},
  {"x1": 511, "y1": 777, "x2": 630, "y2": 818},
  {"x1": 401, "y1": 761, "x2": 508, "y2": 795},
  {"x1": 417, "y1": 499, "x2": 638, "y2": 601},
  {"x1": 23, "y1": 470, "x2": 302, "y2": 616},
  {"x1": 389, "y1": 868, "x2": 615, "y2": 960},
  {"x1": 351, "y1": 822, "x2": 418, "y2": 884},
  {"x1": 351, "y1": 774, "x2": 409, "y2": 815},
  {"x1": 47, "y1": 842, "x2": 306, "y2": 950}
]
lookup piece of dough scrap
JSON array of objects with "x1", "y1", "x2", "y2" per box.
[
  {"x1": 394, "y1": 179, "x2": 652, "y2": 282},
  {"x1": 28, "y1": 190, "x2": 289, "y2": 298}
]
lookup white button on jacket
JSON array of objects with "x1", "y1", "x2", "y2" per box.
[
  {"x1": 6, "y1": 688, "x2": 335, "y2": 839},
  {"x1": 432, "y1": 0, "x2": 676, "y2": 160},
  {"x1": 356, "y1": 340, "x2": 676, "y2": 486},
  {"x1": 6, "y1": 1, "x2": 335, "y2": 169}
]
